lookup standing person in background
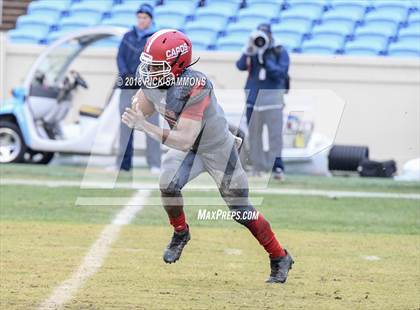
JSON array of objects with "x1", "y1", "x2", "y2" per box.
[
  {"x1": 116, "y1": 3, "x2": 161, "y2": 173},
  {"x1": 236, "y1": 24, "x2": 289, "y2": 180}
]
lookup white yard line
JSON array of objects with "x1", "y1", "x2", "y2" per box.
[
  {"x1": 38, "y1": 190, "x2": 150, "y2": 310},
  {"x1": 1, "y1": 178, "x2": 419, "y2": 200},
  {"x1": 256, "y1": 188, "x2": 420, "y2": 200}
]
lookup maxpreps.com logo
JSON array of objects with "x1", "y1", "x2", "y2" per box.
[{"x1": 166, "y1": 43, "x2": 189, "y2": 60}]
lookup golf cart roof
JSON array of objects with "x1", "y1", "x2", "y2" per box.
[{"x1": 23, "y1": 26, "x2": 128, "y2": 90}]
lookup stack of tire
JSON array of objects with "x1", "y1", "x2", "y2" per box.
[{"x1": 328, "y1": 145, "x2": 369, "y2": 172}]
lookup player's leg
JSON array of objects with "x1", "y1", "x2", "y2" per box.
[
  {"x1": 159, "y1": 149, "x2": 205, "y2": 263},
  {"x1": 202, "y1": 136, "x2": 293, "y2": 283}
]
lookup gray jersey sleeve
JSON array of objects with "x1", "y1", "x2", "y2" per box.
[{"x1": 174, "y1": 70, "x2": 212, "y2": 111}]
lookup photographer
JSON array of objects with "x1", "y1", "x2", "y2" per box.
[{"x1": 236, "y1": 23, "x2": 290, "y2": 180}]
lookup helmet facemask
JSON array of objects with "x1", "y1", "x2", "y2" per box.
[{"x1": 138, "y1": 52, "x2": 175, "y2": 88}]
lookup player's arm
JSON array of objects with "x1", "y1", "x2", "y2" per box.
[
  {"x1": 122, "y1": 107, "x2": 202, "y2": 151},
  {"x1": 144, "y1": 117, "x2": 202, "y2": 151},
  {"x1": 159, "y1": 83, "x2": 211, "y2": 151},
  {"x1": 122, "y1": 90, "x2": 206, "y2": 151},
  {"x1": 131, "y1": 89, "x2": 155, "y2": 117}
]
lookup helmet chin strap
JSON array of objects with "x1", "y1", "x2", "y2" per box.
[
  {"x1": 185, "y1": 57, "x2": 200, "y2": 70},
  {"x1": 170, "y1": 51, "x2": 200, "y2": 76},
  {"x1": 170, "y1": 51, "x2": 182, "y2": 68},
  {"x1": 157, "y1": 55, "x2": 199, "y2": 89}
]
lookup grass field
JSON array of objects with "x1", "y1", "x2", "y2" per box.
[{"x1": 1, "y1": 164, "x2": 419, "y2": 309}]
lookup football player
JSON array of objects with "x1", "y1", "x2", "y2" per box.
[{"x1": 122, "y1": 29, "x2": 294, "y2": 283}]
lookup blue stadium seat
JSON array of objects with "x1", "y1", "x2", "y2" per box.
[
  {"x1": 188, "y1": 17, "x2": 228, "y2": 31},
  {"x1": 69, "y1": 1, "x2": 112, "y2": 19},
  {"x1": 322, "y1": 6, "x2": 366, "y2": 24},
  {"x1": 155, "y1": 2, "x2": 197, "y2": 18},
  {"x1": 92, "y1": 37, "x2": 121, "y2": 48},
  {"x1": 206, "y1": 0, "x2": 242, "y2": 7},
  {"x1": 371, "y1": 0, "x2": 412, "y2": 11},
  {"x1": 388, "y1": 49, "x2": 420, "y2": 57},
  {"x1": 109, "y1": 12, "x2": 134, "y2": 23},
  {"x1": 222, "y1": 31, "x2": 249, "y2": 41},
  {"x1": 312, "y1": 20, "x2": 355, "y2": 38},
  {"x1": 185, "y1": 29, "x2": 218, "y2": 42},
  {"x1": 407, "y1": 19, "x2": 420, "y2": 33},
  {"x1": 300, "y1": 33, "x2": 345, "y2": 54},
  {"x1": 45, "y1": 29, "x2": 75, "y2": 43},
  {"x1": 124, "y1": 0, "x2": 155, "y2": 5},
  {"x1": 186, "y1": 30, "x2": 217, "y2": 49},
  {"x1": 184, "y1": 19, "x2": 227, "y2": 33},
  {"x1": 81, "y1": 0, "x2": 114, "y2": 4},
  {"x1": 345, "y1": 34, "x2": 389, "y2": 55},
  {"x1": 300, "y1": 46, "x2": 336, "y2": 55},
  {"x1": 272, "y1": 31, "x2": 303, "y2": 50},
  {"x1": 247, "y1": 0, "x2": 283, "y2": 4},
  {"x1": 411, "y1": 0, "x2": 420, "y2": 11},
  {"x1": 191, "y1": 16, "x2": 229, "y2": 31},
  {"x1": 408, "y1": 11, "x2": 420, "y2": 24},
  {"x1": 155, "y1": 13, "x2": 186, "y2": 30},
  {"x1": 329, "y1": 0, "x2": 371, "y2": 11},
  {"x1": 280, "y1": 4, "x2": 324, "y2": 23},
  {"x1": 364, "y1": 8, "x2": 408, "y2": 26},
  {"x1": 59, "y1": 14, "x2": 102, "y2": 32},
  {"x1": 101, "y1": 15, "x2": 133, "y2": 28},
  {"x1": 227, "y1": 19, "x2": 266, "y2": 36},
  {"x1": 27, "y1": 0, "x2": 71, "y2": 15},
  {"x1": 245, "y1": 2, "x2": 282, "y2": 12},
  {"x1": 216, "y1": 36, "x2": 244, "y2": 51},
  {"x1": 388, "y1": 39, "x2": 420, "y2": 57},
  {"x1": 272, "y1": 19, "x2": 313, "y2": 36},
  {"x1": 195, "y1": 5, "x2": 237, "y2": 21},
  {"x1": 355, "y1": 21, "x2": 399, "y2": 41},
  {"x1": 16, "y1": 12, "x2": 60, "y2": 32},
  {"x1": 8, "y1": 27, "x2": 48, "y2": 44},
  {"x1": 409, "y1": 18, "x2": 420, "y2": 26},
  {"x1": 399, "y1": 23, "x2": 420, "y2": 40},
  {"x1": 165, "y1": 0, "x2": 199, "y2": 4},
  {"x1": 344, "y1": 49, "x2": 383, "y2": 56},
  {"x1": 111, "y1": 0, "x2": 155, "y2": 16},
  {"x1": 192, "y1": 42, "x2": 211, "y2": 51},
  {"x1": 237, "y1": 4, "x2": 281, "y2": 22},
  {"x1": 284, "y1": 0, "x2": 329, "y2": 11},
  {"x1": 235, "y1": 15, "x2": 272, "y2": 26}
]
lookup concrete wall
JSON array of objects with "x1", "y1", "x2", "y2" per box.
[{"x1": 1, "y1": 32, "x2": 419, "y2": 168}]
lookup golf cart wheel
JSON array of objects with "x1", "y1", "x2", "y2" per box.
[
  {"x1": 24, "y1": 149, "x2": 55, "y2": 165},
  {"x1": 0, "y1": 121, "x2": 26, "y2": 164}
]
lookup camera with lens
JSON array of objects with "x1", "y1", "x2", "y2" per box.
[
  {"x1": 251, "y1": 30, "x2": 270, "y2": 50},
  {"x1": 244, "y1": 30, "x2": 271, "y2": 56}
]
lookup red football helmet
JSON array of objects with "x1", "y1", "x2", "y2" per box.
[{"x1": 138, "y1": 29, "x2": 192, "y2": 88}]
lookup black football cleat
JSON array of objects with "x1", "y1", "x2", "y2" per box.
[
  {"x1": 266, "y1": 250, "x2": 294, "y2": 283},
  {"x1": 163, "y1": 227, "x2": 190, "y2": 264}
]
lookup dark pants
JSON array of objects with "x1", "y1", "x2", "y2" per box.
[
  {"x1": 246, "y1": 106, "x2": 284, "y2": 172},
  {"x1": 118, "y1": 89, "x2": 161, "y2": 171}
]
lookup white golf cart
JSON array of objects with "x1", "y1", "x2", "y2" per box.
[{"x1": 0, "y1": 27, "x2": 128, "y2": 164}]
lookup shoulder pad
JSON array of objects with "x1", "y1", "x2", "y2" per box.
[{"x1": 173, "y1": 69, "x2": 210, "y2": 100}]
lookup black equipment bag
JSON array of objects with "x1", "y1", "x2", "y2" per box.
[{"x1": 358, "y1": 159, "x2": 397, "y2": 178}]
